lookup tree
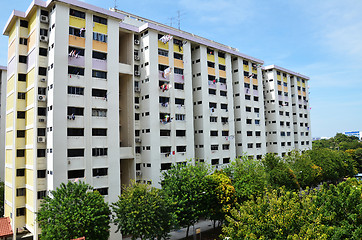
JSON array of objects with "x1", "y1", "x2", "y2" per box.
[
  {"x1": 0, "y1": 179, "x2": 4, "y2": 217},
  {"x1": 37, "y1": 181, "x2": 111, "y2": 240},
  {"x1": 224, "y1": 157, "x2": 266, "y2": 202},
  {"x1": 161, "y1": 162, "x2": 210, "y2": 237},
  {"x1": 262, "y1": 154, "x2": 300, "y2": 190},
  {"x1": 112, "y1": 182, "x2": 174, "y2": 240},
  {"x1": 204, "y1": 170, "x2": 236, "y2": 227},
  {"x1": 284, "y1": 150, "x2": 322, "y2": 189}
]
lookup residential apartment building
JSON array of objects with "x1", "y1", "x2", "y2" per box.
[
  {"x1": 2, "y1": 0, "x2": 311, "y2": 239},
  {"x1": 0, "y1": 66, "x2": 6, "y2": 182}
]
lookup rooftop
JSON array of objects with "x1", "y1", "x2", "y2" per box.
[{"x1": 0, "y1": 217, "x2": 13, "y2": 237}]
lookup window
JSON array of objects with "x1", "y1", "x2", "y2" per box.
[
  {"x1": 176, "y1": 130, "x2": 186, "y2": 137},
  {"x1": 255, "y1": 120, "x2": 260, "y2": 125},
  {"x1": 92, "y1": 148, "x2": 108, "y2": 156},
  {"x1": 37, "y1": 170, "x2": 46, "y2": 178},
  {"x1": 220, "y1": 91, "x2": 227, "y2": 97},
  {"x1": 14, "y1": 169, "x2": 25, "y2": 179},
  {"x1": 207, "y1": 48, "x2": 214, "y2": 55},
  {"x1": 92, "y1": 89, "x2": 107, "y2": 98},
  {"x1": 91, "y1": 128, "x2": 107, "y2": 137},
  {"x1": 68, "y1": 86, "x2": 84, "y2": 95},
  {"x1": 17, "y1": 111, "x2": 25, "y2": 119},
  {"x1": 92, "y1": 70, "x2": 107, "y2": 79},
  {"x1": 175, "y1": 114, "x2": 185, "y2": 121},
  {"x1": 16, "y1": 207, "x2": 26, "y2": 216},
  {"x1": 210, "y1": 116, "x2": 217, "y2": 122},
  {"x1": 221, "y1": 104, "x2": 228, "y2": 110},
  {"x1": 67, "y1": 107, "x2": 84, "y2": 116},
  {"x1": 16, "y1": 149, "x2": 25, "y2": 157},
  {"x1": 222, "y1": 144, "x2": 229, "y2": 150},
  {"x1": 160, "y1": 130, "x2": 171, "y2": 136},
  {"x1": 39, "y1": 67, "x2": 47, "y2": 76},
  {"x1": 246, "y1": 106, "x2": 251, "y2": 112},
  {"x1": 219, "y1": 65, "x2": 226, "y2": 71},
  {"x1": 176, "y1": 146, "x2": 186, "y2": 152},
  {"x1": 245, "y1": 95, "x2": 251, "y2": 100},
  {"x1": 93, "y1": 15, "x2": 107, "y2": 25},
  {"x1": 93, "y1": 168, "x2": 108, "y2": 177},
  {"x1": 175, "y1": 98, "x2": 185, "y2": 105},
  {"x1": 18, "y1": 74, "x2": 26, "y2": 82},
  {"x1": 67, "y1": 128, "x2": 84, "y2": 136},
  {"x1": 16, "y1": 130, "x2": 25, "y2": 138},
  {"x1": 207, "y1": 61, "x2": 215, "y2": 68},
  {"x1": 69, "y1": 27, "x2": 84, "y2": 37},
  {"x1": 253, "y1": 85, "x2": 258, "y2": 90},
  {"x1": 69, "y1": 47, "x2": 85, "y2": 56},
  {"x1": 174, "y1": 83, "x2": 184, "y2": 90},
  {"x1": 40, "y1": 28, "x2": 48, "y2": 37},
  {"x1": 92, "y1": 51, "x2": 107, "y2": 60},
  {"x1": 18, "y1": 92, "x2": 26, "y2": 100},
  {"x1": 211, "y1": 145, "x2": 219, "y2": 151},
  {"x1": 161, "y1": 163, "x2": 172, "y2": 170},
  {"x1": 95, "y1": 188, "x2": 108, "y2": 195},
  {"x1": 67, "y1": 149, "x2": 84, "y2": 157},
  {"x1": 38, "y1": 107, "x2": 46, "y2": 116},
  {"x1": 247, "y1": 143, "x2": 253, "y2": 148},
  {"x1": 68, "y1": 169, "x2": 85, "y2": 179},
  {"x1": 39, "y1": 47, "x2": 47, "y2": 56},
  {"x1": 246, "y1": 119, "x2": 252, "y2": 124},
  {"x1": 174, "y1": 68, "x2": 183, "y2": 75},
  {"x1": 247, "y1": 131, "x2": 252, "y2": 136},
  {"x1": 70, "y1": 9, "x2": 85, "y2": 19},
  {"x1": 20, "y1": 20, "x2": 28, "y2": 28},
  {"x1": 210, "y1": 131, "x2": 218, "y2": 136},
  {"x1": 256, "y1": 131, "x2": 261, "y2": 136},
  {"x1": 244, "y1": 83, "x2": 250, "y2": 88},
  {"x1": 37, "y1": 191, "x2": 47, "y2": 199},
  {"x1": 174, "y1": 53, "x2": 183, "y2": 60},
  {"x1": 211, "y1": 159, "x2": 219, "y2": 165},
  {"x1": 209, "y1": 89, "x2": 216, "y2": 95},
  {"x1": 19, "y1": 55, "x2": 27, "y2": 63},
  {"x1": 93, "y1": 32, "x2": 107, "y2": 43},
  {"x1": 68, "y1": 66, "x2": 84, "y2": 76},
  {"x1": 160, "y1": 146, "x2": 171, "y2": 153},
  {"x1": 158, "y1": 49, "x2": 168, "y2": 57},
  {"x1": 19, "y1": 38, "x2": 28, "y2": 45}
]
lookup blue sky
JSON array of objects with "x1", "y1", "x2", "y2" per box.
[{"x1": 1, "y1": 0, "x2": 361, "y2": 138}]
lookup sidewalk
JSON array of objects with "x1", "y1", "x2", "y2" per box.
[{"x1": 123, "y1": 220, "x2": 215, "y2": 240}]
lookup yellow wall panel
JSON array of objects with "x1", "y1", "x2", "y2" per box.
[
  {"x1": 92, "y1": 40, "x2": 107, "y2": 52},
  {"x1": 26, "y1": 68, "x2": 35, "y2": 89},
  {"x1": 283, "y1": 77, "x2": 287, "y2": 83},
  {"x1": 25, "y1": 149, "x2": 33, "y2": 166},
  {"x1": 298, "y1": 90, "x2": 301, "y2": 96},
  {"x1": 26, "y1": 190, "x2": 34, "y2": 209},
  {"x1": 208, "y1": 67, "x2": 215, "y2": 76},
  {"x1": 6, "y1": 94, "x2": 14, "y2": 111},
  {"x1": 6, "y1": 119, "x2": 13, "y2": 133},
  {"x1": 27, "y1": 31, "x2": 36, "y2": 53},
  {"x1": 69, "y1": 35, "x2": 85, "y2": 48},
  {"x1": 7, "y1": 75, "x2": 15, "y2": 94},
  {"x1": 5, "y1": 204, "x2": 12, "y2": 218},
  {"x1": 302, "y1": 82, "x2": 306, "y2": 87},
  {"x1": 158, "y1": 55, "x2": 169, "y2": 65},
  {"x1": 252, "y1": 68, "x2": 257, "y2": 74},
  {"x1": 219, "y1": 70, "x2": 226, "y2": 78},
  {"x1": 158, "y1": 41, "x2": 168, "y2": 50},
  {"x1": 26, "y1": 88, "x2": 34, "y2": 108},
  {"x1": 277, "y1": 75, "x2": 281, "y2": 80},
  {"x1": 25, "y1": 169, "x2": 33, "y2": 186},
  {"x1": 25, "y1": 129, "x2": 34, "y2": 147},
  {"x1": 6, "y1": 150, "x2": 13, "y2": 165},
  {"x1": 5, "y1": 168, "x2": 12, "y2": 184},
  {"x1": 5, "y1": 186, "x2": 12, "y2": 203},
  {"x1": 207, "y1": 54, "x2": 215, "y2": 62},
  {"x1": 244, "y1": 76, "x2": 250, "y2": 84},
  {"x1": 28, "y1": 12, "x2": 37, "y2": 34},
  {"x1": 26, "y1": 209, "x2": 35, "y2": 228},
  {"x1": 218, "y1": 57, "x2": 225, "y2": 65},
  {"x1": 9, "y1": 25, "x2": 16, "y2": 44},
  {"x1": 6, "y1": 131, "x2": 13, "y2": 146},
  {"x1": 25, "y1": 109, "x2": 34, "y2": 127},
  {"x1": 173, "y1": 44, "x2": 183, "y2": 54},
  {"x1": 243, "y1": 65, "x2": 249, "y2": 72},
  {"x1": 252, "y1": 78, "x2": 258, "y2": 86},
  {"x1": 8, "y1": 40, "x2": 15, "y2": 60},
  {"x1": 277, "y1": 85, "x2": 282, "y2": 91},
  {"x1": 283, "y1": 86, "x2": 288, "y2": 92},
  {"x1": 69, "y1": 16, "x2": 86, "y2": 29},
  {"x1": 174, "y1": 59, "x2": 184, "y2": 69},
  {"x1": 93, "y1": 23, "x2": 107, "y2": 34},
  {"x1": 303, "y1": 91, "x2": 306, "y2": 97}
]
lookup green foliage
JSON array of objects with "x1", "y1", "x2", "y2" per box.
[
  {"x1": 37, "y1": 181, "x2": 111, "y2": 240},
  {"x1": 306, "y1": 148, "x2": 357, "y2": 182},
  {"x1": 262, "y1": 154, "x2": 300, "y2": 190},
  {"x1": 112, "y1": 182, "x2": 174, "y2": 240},
  {"x1": 284, "y1": 150, "x2": 322, "y2": 188},
  {"x1": 204, "y1": 170, "x2": 237, "y2": 224},
  {"x1": 161, "y1": 162, "x2": 210, "y2": 237},
  {"x1": 0, "y1": 179, "x2": 4, "y2": 217},
  {"x1": 224, "y1": 157, "x2": 266, "y2": 202},
  {"x1": 346, "y1": 148, "x2": 362, "y2": 172},
  {"x1": 313, "y1": 133, "x2": 362, "y2": 151}
]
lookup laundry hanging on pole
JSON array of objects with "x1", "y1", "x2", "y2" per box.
[
  {"x1": 159, "y1": 34, "x2": 173, "y2": 44},
  {"x1": 163, "y1": 67, "x2": 172, "y2": 78},
  {"x1": 248, "y1": 74, "x2": 254, "y2": 78}
]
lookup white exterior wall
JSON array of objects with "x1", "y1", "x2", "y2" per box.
[{"x1": 0, "y1": 68, "x2": 7, "y2": 182}]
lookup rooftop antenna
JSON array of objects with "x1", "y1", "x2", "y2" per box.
[
  {"x1": 168, "y1": 17, "x2": 175, "y2": 27},
  {"x1": 114, "y1": 0, "x2": 118, "y2": 9},
  {"x1": 176, "y1": 10, "x2": 186, "y2": 30}
]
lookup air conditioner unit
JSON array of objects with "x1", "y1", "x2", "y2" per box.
[
  {"x1": 38, "y1": 95, "x2": 46, "y2": 101},
  {"x1": 40, "y1": 15, "x2": 49, "y2": 23},
  {"x1": 134, "y1": 87, "x2": 140, "y2": 92},
  {"x1": 40, "y1": 35, "x2": 48, "y2": 42},
  {"x1": 134, "y1": 71, "x2": 140, "y2": 76},
  {"x1": 135, "y1": 104, "x2": 140, "y2": 109},
  {"x1": 136, "y1": 171, "x2": 142, "y2": 176},
  {"x1": 40, "y1": 78, "x2": 46, "y2": 82},
  {"x1": 134, "y1": 55, "x2": 140, "y2": 61},
  {"x1": 135, "y1": 138, "x2": 141, "y2": 143},
  {"x1": 134, "y1": 39, "x2": 140, "y2": 45},
  {"x1": 38, "y1": 117, "x2": 46, "y2": 123},
  {"x1": 37, "y1": 137, "x2": 45, "y2": 143}
]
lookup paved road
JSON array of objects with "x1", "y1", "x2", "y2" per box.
[{"x1": 123, "y1": 220, "x2": 215, "y2": 240}]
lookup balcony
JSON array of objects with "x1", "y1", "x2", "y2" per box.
[
  {"x1": 120, "y1": 147, "x2": 133, "y2": 159},
  {"x1": 159, "y1": 70, "x2": 170, "y2": 80},
  {"x1": 69, "y1": 35, "x2": 85, "y2": 48},
  {"x1": 208, "y1": 81, "x2": 217, "y2": 89},
  {"x1": 253, "y1": 89, "x2": 258, "y2": 96},
  {"x1": 220, "y1": 83, "x2": 227, "y2": 90},
  {"x1": 68, "y1": 55, "x2": 85, "y2": 67},
  {"x1": 174, "y1": 73, "x2": 184, "y2": 83},
  {"x1": 119, "y1": 63, "x2": 132, "y2": 75},
  {"x1": 92, "y1": 58, "x2": 107, "y2": 71}
]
